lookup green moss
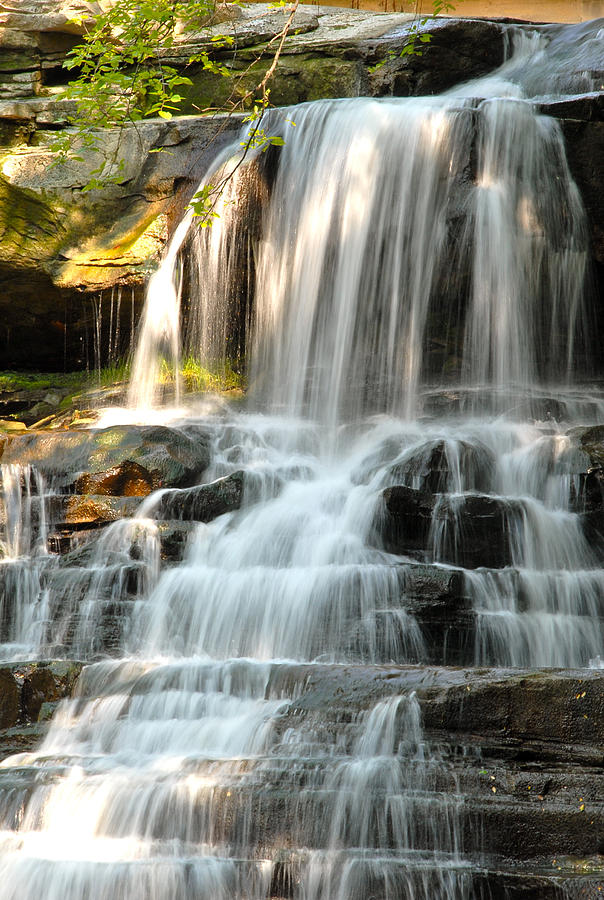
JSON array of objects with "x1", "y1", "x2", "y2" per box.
[
  {"x1": 173, "y1": 356, "x2": 245, "y2": 393},
  {"x1": 0, "y1": 357, "x2": 244, "y2": 419},
  {"x1": 0, "y1": 371, "x2": 82, "y2": 393}
]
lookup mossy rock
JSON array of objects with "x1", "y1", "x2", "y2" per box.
[
  {"x1": 180, "y1": 53, "x2": 364, "y2": 112},
  {"x1": 0, "y1": 174, "x2": 67, "y2": 268},
  {"x1": 0, "y1": 424, "x2": 212, "y2": 489}
]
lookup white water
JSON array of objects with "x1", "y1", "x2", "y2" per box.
[
  {"x1": 0, "y1": 18, "x2": 603, "y2": 900},
  {"x1": 130, "y1": 29, "x2": 590, "y2": 421},
  {"x1": 0, "y1": 465, "x2": 56, "y2": 660}
]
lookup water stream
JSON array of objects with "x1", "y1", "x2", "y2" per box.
[{"x1": 0, "y1": 18, "x2": 603, "y2": 900}]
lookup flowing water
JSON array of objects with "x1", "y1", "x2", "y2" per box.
[{"x1": 0, "y1": 19, "x2": 603, "y2": 900}]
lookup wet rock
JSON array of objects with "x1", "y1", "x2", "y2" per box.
[
  {"x1": 156, "y1": 521, "x2": 197, "y2": 561},
  {"x1": 74, "y1": 459, "x2": 154, "y2": 497},
  {"x1": 19, "y1": 661, "x2": 81, "y2": 722},
  {"x1": 581, "y1": 506, "x2": 604, "y2": 559},
  {"x1": 572, "y1": 427, "x2": 604, "y2": 485},
  {"x1": 368, "y1": 18, "x2": 505, "y2": 98},
  {"x1": 376, "y1": 485, "x2": 516, "y2": 568},
  {"x1": 400, "y1": 561, "x2": 464, "y2": 601},
  {"x1": 96, "y1": 425, "x2": 212, "y2": 489},
  {"x1": 54, "y1": 494, "x2": 142, "y2": 526},
  {"x1": 399, "y1": 563, "x2": 473, "y2": 665},
  {"x1": 20, "y1": 666, "x2": 59, "y2": 721},
  {"x1": 157, "y1": 471, "x2": 244, "y2": 523},
  {"x1": 0, "y1": 668, "x2": 19, "y2": 730},
  {"x1": 433, "y1": 493, "x2": 517, "y2": 569},
  {"x1": 377, "y1": 484, "x2": 435, "y2": 556},
  {"x1": 0, "y1": 424, "x2": 212, "y2": 490},
  {"x1": 562, "y1": 118, "x2": 604, "y2": 267},
  {"x1": 261, "y1": 663, "x2": 604, "y2": 867},
  {"x1": 540, "y1": 91, "x2": 604, "y2": 123},
  {"x1": 577, "y1": 466, "x2": 604, "y2": 512},
  {"x1": 421, "y1": 668, "x2": 604, "y2": 748},
  {"x1": 0, "y1": 661, "x2": 83, "y2": 759},
  {"x1": 388, "y1": 438, "x2": 495, "y2": 493},
  {"x1": 351, "y1": 436, "x2": 405, "y2": 485},
  {"x1": 564, "y1": 429, "x2": 604, "y2": 531},
  {"x1": 508, "y1": 396, "x2": 568, "y2": 422}
]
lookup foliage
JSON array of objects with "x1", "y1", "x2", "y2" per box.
[
  {"x1": 54, "y1": 0, "x2": 234, "y2": 187},
  {"x1": 55, "y1": 0, "x2": 298, "y2": 203}
]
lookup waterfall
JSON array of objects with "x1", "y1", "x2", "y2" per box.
[
  {"x1": 0, "y1": 465, "x2": 56, "y2": 660},
  {"x1": 0, "y1": 16, "x2": 603, "y2": 900},
  {"x1": 129, "y1": 30, "x2": 591, "y2": 420}
]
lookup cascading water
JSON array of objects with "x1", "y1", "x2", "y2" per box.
[
  {"x1": 0, "y1": 465, "x2": 56, "y2": 660},
  {"x1": 0, "y1": 17, "x2": 603, "y2": 900}
]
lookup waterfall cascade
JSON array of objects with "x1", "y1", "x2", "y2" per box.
[{"x1": 0, "y1": 17, "x2": 603, "y2": 900}]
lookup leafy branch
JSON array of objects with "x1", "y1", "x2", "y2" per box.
[
  {"x1": 52, "y1": 0, "x2": 301, "y2": 215},
  {"x1": 53, "y1": 0, "x2": 234, "y2": 185}
]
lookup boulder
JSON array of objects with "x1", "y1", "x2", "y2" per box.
[
  {"x1": 156, "y1": 470, "x2": 244, "y2": 522},
  {"x1": 0, "y1": 424, "x2": 212, "y2": 490},
  {"x1": 388, "y1": 438, "x2": 495, "y2": 494},
  {"x1": 377, "y1": 485, "x2": 517, "y2": 568}
]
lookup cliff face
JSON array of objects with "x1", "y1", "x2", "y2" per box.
[{"x1": 0, "y1": 2, "x2": 602, "y2": 369}]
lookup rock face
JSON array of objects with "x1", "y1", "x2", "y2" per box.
[
  {"x1": 263, "y1": 663, "x2": 604, "y2": 889},
  {"x1": 0, "y1": 661, "x2": 83, "y2": 757},
  {"x1": 0, "y1": 3, "x2": 601, "y2": 368},
  {"x1": 74, "y1": 460, "x2": 155, "y2": 497}
]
